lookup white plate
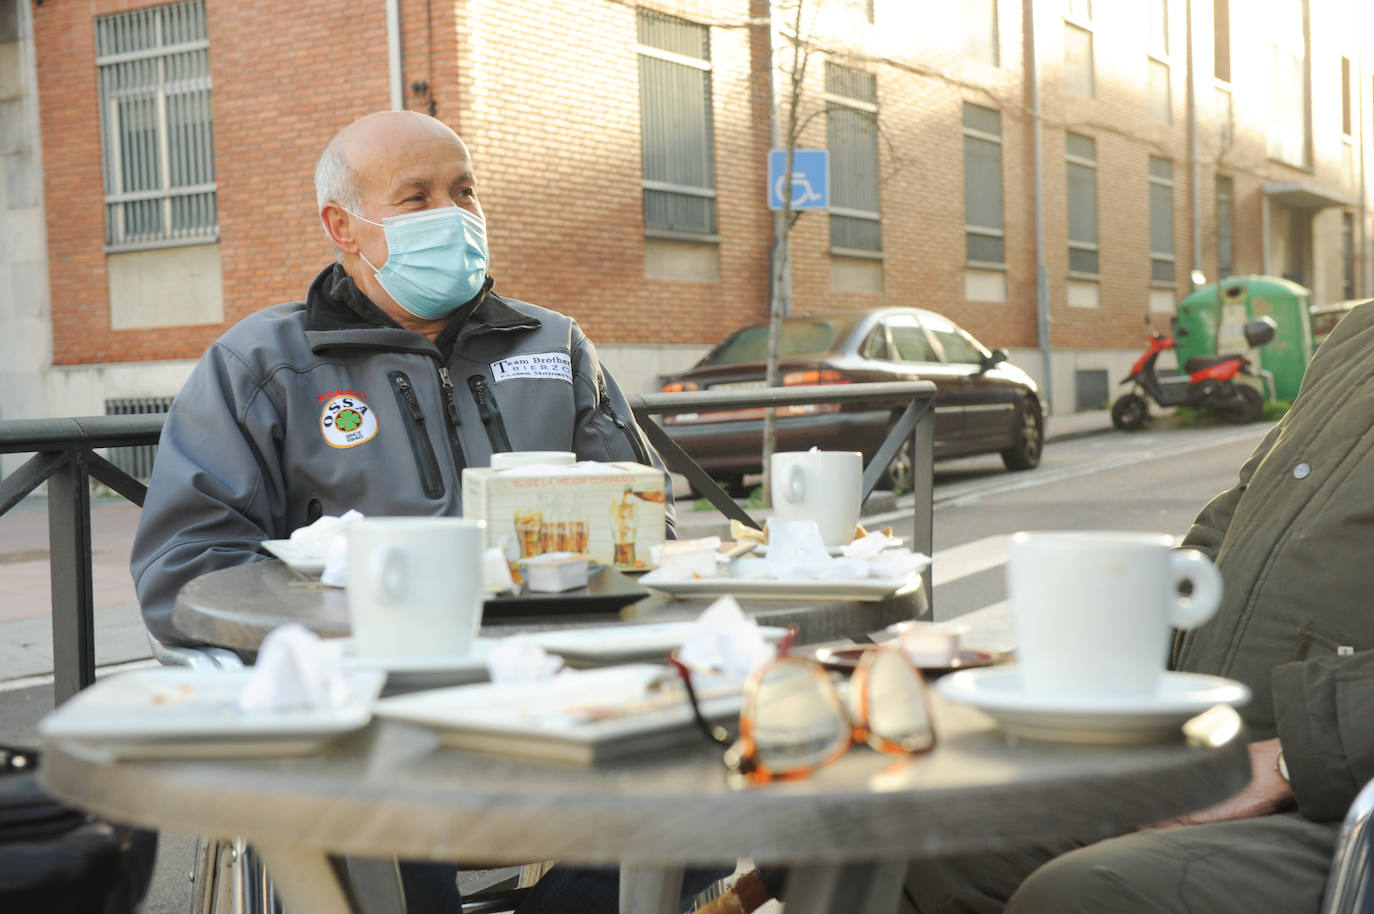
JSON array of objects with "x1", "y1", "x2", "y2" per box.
[
  {"x1": 339, "y1": 638, "x2": 493, "y2": 689},
  {"x1": 261, "y1": 539, "x2": 327, "y2": 575},
  {"x1": 525, "y1": 622, "x2": 790, "y2": 665},
  {"x1": 375, "y1": 664, "x2": 742, "y2": 763},
  {"x1": 39, "y1": 668, "x2": 386, "y2": 759},
  {"x1": 935, "y1": 668, "x2": 1251, "y2": 744},
  {"x1": 637, "y1": 568, "x2": 920, "y2": 602}
]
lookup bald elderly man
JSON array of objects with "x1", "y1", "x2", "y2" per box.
[
  {"x1": 132, "y1": 110, "x2": 673, "y2": 646},
  {"x1": 130, "y1": 111, "x2": 707, "y2": 912}
]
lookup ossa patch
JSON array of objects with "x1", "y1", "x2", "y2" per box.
[{"x1": 319, "y1": 393, "x2": 378, "y2": 448}]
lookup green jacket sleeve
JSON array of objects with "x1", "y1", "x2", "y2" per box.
[
  {"x1": 1273, "y1": 651, "x2": 1374, "y2": 822},
  {"x1": 1179, "y1": 419, "x2": 1283, "y2": 561}
]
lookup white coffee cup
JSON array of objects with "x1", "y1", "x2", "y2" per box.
[
  {"x1": 490, "y1": 451, "x2": 577, "y2": 470},
  {"x1": 1007, "y1": 531, "x2": 1223, "y2": 698},
  {"x1": 770, "y1": 450, "x2": 863, "y2": 548},
  {"x1": 346, "y1": 517, "x2": 484, "y2": 659}
]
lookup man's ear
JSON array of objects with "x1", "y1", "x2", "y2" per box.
[{"x1": 321, "y1": 203, "x2": 359, "y2": 254}]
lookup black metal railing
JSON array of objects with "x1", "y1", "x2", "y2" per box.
[
  {"x1": 0, "y1": 416, "x2": 161, "y2": 703},
  {"x1": 0, "y1": 380, "x2": 936, "y2": 705}
]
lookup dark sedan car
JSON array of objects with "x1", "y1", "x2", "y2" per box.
[{"x1": 659, "y1": 307, "x2": 1046, "y2": 494}]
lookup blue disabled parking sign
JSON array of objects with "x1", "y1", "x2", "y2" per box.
[{"x1": 768, "y1": 148, "x2": 829, "y2": 211}]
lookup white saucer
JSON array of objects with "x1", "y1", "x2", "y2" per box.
[
  {"x1": 935, "y1": 667, "x2": 1251, "y2": 744},
  {"x1": 339, "y1": 638, "x2": 493, "y2": 690}
]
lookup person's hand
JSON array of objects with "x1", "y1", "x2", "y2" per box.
[{"x1": 1145, "y1": 737, "x2": 1295, "y2": 830}]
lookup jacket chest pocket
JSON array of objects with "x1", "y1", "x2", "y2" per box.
[
  {"x1": 1291, "y1": 620, "x2": 1358, "y2": 662},
  {"x1": 388, "y1": 370, "x2": 445, "y2": 499}
]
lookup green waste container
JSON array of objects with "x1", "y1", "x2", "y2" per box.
[{"x1": 1175, "y1": 275, "x2": 1314, "y2": 402}]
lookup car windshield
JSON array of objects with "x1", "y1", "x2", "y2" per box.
[{"x1": 698, "y1": 319, "x2": 845, "y2": 366}]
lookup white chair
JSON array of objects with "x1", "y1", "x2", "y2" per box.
[{"x1": 1321, "y1": 776, "x2": 1374, "y2": 914}]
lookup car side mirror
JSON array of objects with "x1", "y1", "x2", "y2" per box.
[{"x1": 982, "y1": 348, "x2": 1009, "y2": 371}]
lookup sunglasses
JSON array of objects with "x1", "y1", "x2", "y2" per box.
[{"x1": 670, "y1": 631, "x2": 937, "y2": 783}]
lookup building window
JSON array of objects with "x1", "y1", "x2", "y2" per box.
[
  {"x1": 1149, "y1": 156, "x2": 1175, "y2": 283},
  {"x1": 1343, "y1": 212, "x2": 1356, "y2": 298},
  {"x1": 1149, "y1": 0, "x2": 1169, "y2": 57},
  {"x1": 1342, "y1": 57, "x2": 1353, "y2": 137},
  {"x1": 1268, "y1": 0, "x2": 1310, "y2": 167},
  {"x1": 1066, "y1": 134, "x2": 1098, "y2": 275},
  {"x1": 1067, "y1": 0, "x2": 1092, "y2": 18},
  {"x1": 826, "y1": 63, "x2": 882, "y2": 255},
  {"x1": 1064, "y1": 23, "x2": 1094, "y2": 98},
  {"x1": 1213, "y1": 0, "x2": 1230, "y2": 82},
  {"x1": 1216, "y1": 175, "x2": 1234, "y2": 279},
  {"x1": 94, "y1": 0, "x2": 216, "y2": 251},
  {"x1": 1147, "y1": 59, "x2": 1172, "y2": 123},
  {"x1": 636, "y1": 9, "x2": 717, "y2": 238},
  {"x1": 961, "y1": 0, "x2": 999, "y2": 66},
  {"x1": 963, "y1": 104, "x2": 1003, "y2": 266}
]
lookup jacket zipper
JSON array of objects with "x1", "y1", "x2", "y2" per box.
[
  {"x1": 388, "y1": 371, "x2": 445, "y2": 499},
  {"x1": 467, "y1": 375, "x2": 514, "y2": 453},
  {"x1": 596, "y1": 373, "x2": 651, "y2": 465},
  {"x1": 1291, "y1": 621, "x2": 1356, "y2": 662},
  {"x1": 436, "y1": 366, "x2": 470, "y2": 475}
]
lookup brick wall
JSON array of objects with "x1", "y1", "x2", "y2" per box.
[{"x1": 30, "y1": 0, "x2": 1372, "y2": 371}]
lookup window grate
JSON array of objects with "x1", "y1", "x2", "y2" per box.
[
  {"x1": 95, "y1": 0, "x2": 217, "y2": 249},
  {"x1": 827, "y1": 63, "x2": 882, "y2": 254},
  {"x1": 637, "y1": 10, "x2": 716, "y2": 238},
  {"x1": 103, "y1": 396, "x2": 175, "y2": 481}
]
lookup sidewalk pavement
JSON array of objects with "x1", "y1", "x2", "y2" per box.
[{"x1": 0, "y1": 409, "x2": 1115, "y2": 685}]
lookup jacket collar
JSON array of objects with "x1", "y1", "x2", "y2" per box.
[{"x1": 303, "y1": 264, "x2": 540, "y2": 354}]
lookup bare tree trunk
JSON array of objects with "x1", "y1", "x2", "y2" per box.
[{"x1": 762, "y1": 0, "x2": 811, "y2": 507}]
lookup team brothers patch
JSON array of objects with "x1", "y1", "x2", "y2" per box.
[
  {"x1": 490, "y1": 351, "x2": 573, "y2": 384},
  {"x1": 319, "y1": 391, "x2": 378, "y2": 448}
]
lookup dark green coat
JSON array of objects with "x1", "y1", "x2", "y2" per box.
[{"x1": 1178, "y1": 300, "x2": 1374, "y2": 822}]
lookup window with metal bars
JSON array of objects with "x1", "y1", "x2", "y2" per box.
[
  {"x1": 1066, "y1": 134, "x2": 1098, "y2": 275},
  {"x1": 963, "y1": 104, "x2": 1003, "y2": 266},
  {"x1": 1148, "y1": 156, "x2": 1175, "y2": 283},
  {"x1": 825, "y1": 63, "x2": 881, "y2": 255},
  {"x1": 636, "y1": 9, "x2": 717, "y2": 239},
  {"x1": 95, "y1": 0, "x2": 217, "y2": 251},
  {"x1": 104, "y1": 396, "x2": 175, "y2": 481}
]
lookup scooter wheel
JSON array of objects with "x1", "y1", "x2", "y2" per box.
[
  {"x1": 1111, "y1": 394, "x2": 1149, "y2": 431},
  {"x1": 1220, "y1": 385, "x2": 1265, "y2": 424}
]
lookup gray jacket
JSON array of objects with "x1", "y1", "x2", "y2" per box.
[
  {"x1": 1178, "y1": 300, "x2": 1374, "y2": 821},
  {"x1": 132, "y1": 266, "x2": 672, "y2": 645}
]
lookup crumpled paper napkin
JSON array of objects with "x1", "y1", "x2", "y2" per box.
[
  {"x1": 238, "y1": 623, "x2": 352, "y2": 713},
  {"x1": 485, "y1": 635, "x2": 564, "y2": 683},
  {"x1": 289, "y1": 510, "x2": 364, "y2": 587},
  {"x1": 676, "y1": 595, "x2": 778, "y2": 680},
  {"x1": 761, "y1": 519, "x2": 931, "y2": 582}
]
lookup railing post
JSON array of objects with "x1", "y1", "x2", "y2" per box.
[
  {"x1": 47, "y1": 448, "x2": 96, "y2": 704},
  {"x1": 912, "y1": 402, "x2": 936, "y2": 618}
]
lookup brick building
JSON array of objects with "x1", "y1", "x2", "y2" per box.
[{"x1": 3, "y1": 0, "x2": 1371, "y2": 433}]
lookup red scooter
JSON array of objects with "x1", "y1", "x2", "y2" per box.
[{"x1": 1111, "y1": 316, "x2": 1276, "y2": 430}]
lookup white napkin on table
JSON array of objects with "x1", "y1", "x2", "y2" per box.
[
  {"x1": 675, "y1": 595, "x2": 778, "y2": 680},
  {"x1": 289, "y1": 510, "x2": 364, "y2": 587},
  {"x1": 238, "y1": 624, "x2": 352, "y2": 713},
  {"x1": 485, "y1": 635, "x2": 565, "y2": 683},
  {"x1": 762, "y1": 519, "x2": 931, "y2": 582}
]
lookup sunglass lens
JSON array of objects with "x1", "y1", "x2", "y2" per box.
[
  {"x1": 860, "y1": 650, "x2": 935, "y2": 752},
  {"x1": 750, "y1": 660, "x2": 849, "y2": 773}
]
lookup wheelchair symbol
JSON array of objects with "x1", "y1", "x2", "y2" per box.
[{"x1": 774, "y1": 171, "x2": 823, "y2": 207}]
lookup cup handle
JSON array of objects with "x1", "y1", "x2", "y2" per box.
[
  {"x1": 783, "y1": 463, "x2": 805, "y2": 503},
  {"x1": 371, "y1": 545, "x2": 408, "y2": 605},
  {"x1": 1169, "y1": 549, "x2": 1222, "y2": 630}
]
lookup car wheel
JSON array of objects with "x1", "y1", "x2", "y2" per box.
[
  {"x1": 881, "y1": 438, "x2": 916, "y2": 493},
  {"x1": 1111, "y1": 394, "x2": 1149, "y2": 431},
  {"x1": 1000, "y1": 398, "x2": 1043, "y2": 471},
  {"x1": 1220, "y1": 385, "x2": 1264, "y2": 424}
]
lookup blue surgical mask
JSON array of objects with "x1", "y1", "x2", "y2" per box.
[{"x1": 349, "y1": 205, "x2": 489, "y2": 320}]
